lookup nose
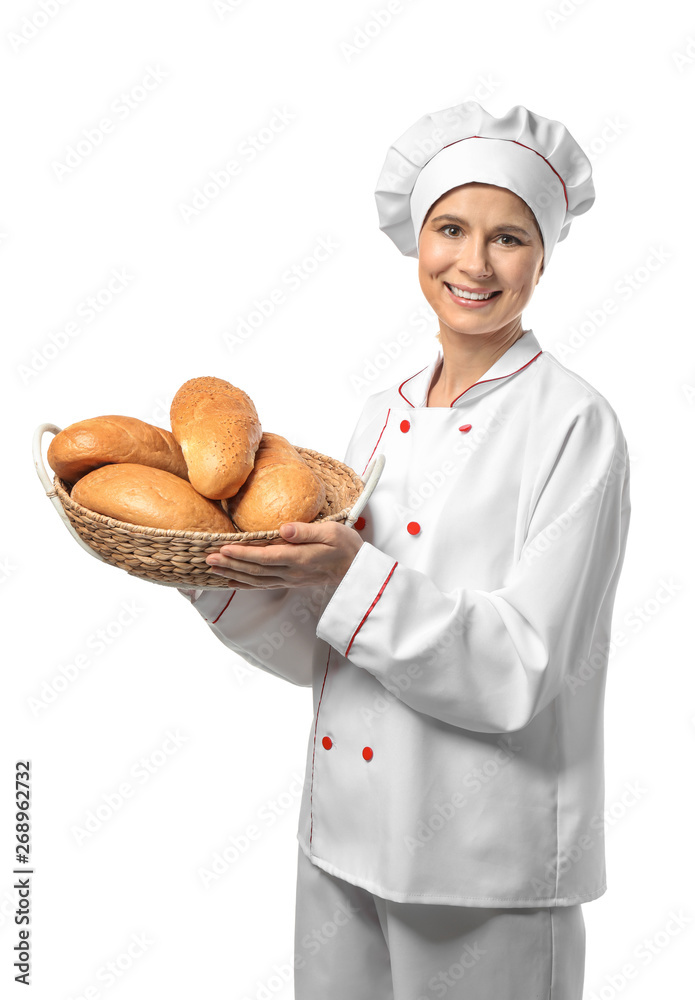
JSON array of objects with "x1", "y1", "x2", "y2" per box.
[{"x1": 454, "y1": 233, "x2": 492, "y2": 277}]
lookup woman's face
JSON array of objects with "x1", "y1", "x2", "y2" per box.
[{"x1": 417, "y1": 182, "x2": 545, "y2": 342}]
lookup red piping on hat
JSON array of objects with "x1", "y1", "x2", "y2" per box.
[
  {"x1": 345, "y1": 560, "x2": 398, "y2": 656},
  {"x1": 440, "y1": 136, "x2": 569, "y2": 211},
  {"x1": 362, "y1": 407, "x2": 391, "y2": 477},
  {"x1": 309, "y1": 644, "x2": 333, "y2": 848},
  {"x1": 448, "y1": 350, "x2": 543, "y2": 407}
]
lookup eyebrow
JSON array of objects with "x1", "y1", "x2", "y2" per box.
[{"x1": 428, "y1": 214, "x2": 533, "y2": 239}]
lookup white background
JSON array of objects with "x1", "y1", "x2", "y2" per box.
[{"x1": 1, "y1": 0, "x2": 694, "y2": 997}]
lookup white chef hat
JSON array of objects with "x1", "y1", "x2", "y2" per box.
[{"x1": 374, "y1": 101, "x2": 595, "y2": 268}]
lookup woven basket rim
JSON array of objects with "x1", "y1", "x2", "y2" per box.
[{"x1": 53, "y1": 445, "x2": 364, "y2": 543}]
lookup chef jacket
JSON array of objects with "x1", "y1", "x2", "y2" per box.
[{"x1": 178, "y1": 328, "x2": 631, "y2": 907}]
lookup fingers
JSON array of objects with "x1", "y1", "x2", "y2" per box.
[
  {"x1": 207, "y1": 551, "x2": 281, "y2": 576},
  {"x1": 207, "y1": 565, "x2": 288, "y2": 588},
  {"x1": 213, "y1": 523, "x2": 343, "y2": 566},
  {"x1": 214, "y1": 542, "x2": 293, "y2": 566},
  {"x1": 279, "y1": 521, "x2": 343, "y2": 545},
  {"x1": 206, "y1": 547, "x2": 296, "y2": 588},
  {"x1": 203, "y1": 521, "x2": 359, "y2": 590},
  {"x1": 278, "y1": 521, "x2": 321, "y2": 543}
]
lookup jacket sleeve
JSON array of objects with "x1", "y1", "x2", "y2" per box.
[
  {"x1": 174, "y1": 394, "x2": 385, "y2": 687},
  {"x1": 176, "y1": 584, "x2": 327, "y2": 687},
  {"x1": 315, "y1": 396, "x2": 632, "y2": 733}
]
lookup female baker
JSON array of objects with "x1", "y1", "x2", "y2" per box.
[{"x1": 178, "y1": 101, "x2": 632, "y2": 1000}]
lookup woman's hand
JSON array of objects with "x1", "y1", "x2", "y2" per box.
[{"x1": 205, "y1": 521, "x2": 364, "y2": 589}]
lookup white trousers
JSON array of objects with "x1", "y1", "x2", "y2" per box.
[{"x1": 294, "y1": 845, "x2": 586, "y2": 1000}]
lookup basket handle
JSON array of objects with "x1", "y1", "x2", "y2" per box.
[
  {"x1": 344, "y1": 454, "x2": 385, "y2": 529},
  {"x1": 32, "y1": 423, "x2": 109, "y2": 564}
]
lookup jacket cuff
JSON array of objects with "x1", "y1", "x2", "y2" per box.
[
  {"x1": 177, "y1": 586, "x2": 237, "y2": 623},
  {"x1": 316, "y1": 542, "x2": 398, "y2": 656}
]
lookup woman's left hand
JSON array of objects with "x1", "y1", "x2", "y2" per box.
[{"x1": 205, "y1": 521, "x2": 364, "y2": 589}]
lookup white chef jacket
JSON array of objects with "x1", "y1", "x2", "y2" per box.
[{"x1": 179, "y1": 328, "x2": 631, "y2": 907}]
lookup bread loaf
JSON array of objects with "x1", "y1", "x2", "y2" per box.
[
  {"x1": 170, "y1": 376, "x2": 262, "y2": 500},
  {"x1": 47, "y1": 416, "x2": 189, "y2": 484},
  {"x1": 225, "y1": 432, "x2": 326, "y2": 532},
  {"x1": 70, "y1": 464, "x2": 234, "y2": 533}
]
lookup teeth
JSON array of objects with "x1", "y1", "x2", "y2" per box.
[{"x1": 447, "y1": 284, "x2": 497, "y2": 300}]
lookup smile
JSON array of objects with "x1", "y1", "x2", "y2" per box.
[
  {"x1": 444, "y1": 283, "x2": 502, "y2": 309},
  {"x1": 444, "y1": 283, "x2": 501, "y2": 301}
]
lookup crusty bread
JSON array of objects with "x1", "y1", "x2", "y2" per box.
[
  {"x1": 170, "y1": 376, "x2": 262, "y2": 500},
  {"x1": 225, "y1": 432, "x2": 326, "y2": 532},
  {"x1": 47, "y1": 415, "x2": 189, "y2": 484},
  {"x1": 70, "y1": 464, "x2": 234, "y2": 533}
]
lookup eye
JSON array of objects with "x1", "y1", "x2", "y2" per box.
[{"x1": 437, "y1": 226, "x2": 522, "y2": 246}]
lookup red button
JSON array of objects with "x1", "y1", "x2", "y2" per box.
[
  {"x1": 362, "y1": 746, "x2": 373, "y2": 761},
  {"x1": 459, "y1": 424, "x2": 472, "y2": 433},
  {"x1": 406, "y1": 521, "x2": 421, "y2": 535},
  {"x1": 400, "y1": 420, "x2": 410, "y2": 433},
  {"x1": 322, "y1": 736, "x2": 332, "y2": 750},
  {"x1": 354, "y1": 516, "x2": 366, "y2": 531}
]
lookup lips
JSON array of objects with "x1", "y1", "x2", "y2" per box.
[{"x1": 444, "y1": 282, "x2": 502, "y2": 300}]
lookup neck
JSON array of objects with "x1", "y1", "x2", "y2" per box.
[{"x1": 429, "y1": 320, "x2": 526, "y2": 405}]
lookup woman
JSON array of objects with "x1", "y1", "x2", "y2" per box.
[{"x1": 179, "y1": 102, "x2": 631, "y2": 999}]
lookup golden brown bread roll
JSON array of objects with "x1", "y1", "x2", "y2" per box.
[
  {"x1": 170, "y1": 376, "x2": 262, "y2": 500},
  {"x1": 47, "y1": 416, "x2": 189, "y2": 484},
  {"x1": 225, "y1": 432, "x2": 326, "y2": 532},
  {"x1": 70, "y1": 464, "x2": 234, "y2": 533}
]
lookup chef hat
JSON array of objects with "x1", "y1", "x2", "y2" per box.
[{"x1": 374, "y1": 101, "x2": 595, "y2": 268}]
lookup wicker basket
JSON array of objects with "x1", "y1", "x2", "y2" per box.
[{"x1": 33, "y1": 423, "x2": 385, "y2": 589}]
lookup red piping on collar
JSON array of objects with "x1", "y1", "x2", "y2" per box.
[
  {"x1": 440, "y1": 136, "x2": 569, "y2": 210},
  {"x1": 398, "y1": 350, "x2": 543, "y2": 408},
  {"x1": 398, "y1": 367, "x2": 428, "y2": 408},
  {"x1": 448, "y1": 350, "x2": 543, "y2": 407}
]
